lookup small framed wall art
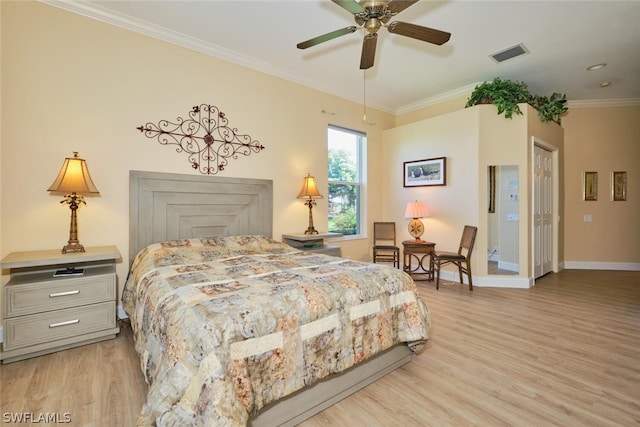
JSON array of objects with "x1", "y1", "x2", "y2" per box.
[
  {"x1": 612, "y1": 171, "x2": 627, "y2": 201},
  {"x1": 583, "y1": 171, "x2": 598, "y2": 201},
  {"x1": 404, "y1": 157, "x2": 446, "y2": 187}
]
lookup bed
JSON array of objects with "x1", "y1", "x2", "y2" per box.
[{"x1": 124, "y1": 170, "x2": 431, "y2": 426}]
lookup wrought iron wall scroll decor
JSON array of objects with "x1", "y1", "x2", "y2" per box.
[{"x1": 137, "y1": 104, "x2": 265, "y2": 175}]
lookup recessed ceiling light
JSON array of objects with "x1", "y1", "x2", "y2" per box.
[
  {"x1": 600, "y1": 81, "x2": 611, "y2": 88},
  {"x1": 587, "y1": 63, "x2": 607, "y2": 71}
]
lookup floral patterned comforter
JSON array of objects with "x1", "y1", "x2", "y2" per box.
[{"x1": 123, "y1": 235, "x2": 431, "y2": 426}]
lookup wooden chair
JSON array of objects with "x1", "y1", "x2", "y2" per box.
[
  {"x1": 372, "y1": 222, "x2": 400, "y2": 268},
  {"x1": 432, "y1": 225, "x2": 478, "y2": 290}
]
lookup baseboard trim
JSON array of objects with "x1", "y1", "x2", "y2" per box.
[
  {"x1": 438, "y1": 271, "x2": 533, "y2": 289},
  {"x1": 439, "y1": 261, "x2": 640, "y2": 290},
  {"x1": 474, "y1": 275, "x2": 533, "y2": 288},
  {"x1": 564, "y1": 261, "x2": 640, "y2": 271},
  {"x1": 497, "y1": 260, "x2": 519, "y2": 272}
]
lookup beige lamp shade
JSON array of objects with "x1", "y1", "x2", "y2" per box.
[
  {"x1": 405, "y1": 200, "x2": 428, "y2": 241},
  {"x1": 48, "y1": 152, "x2": 99, "y2": 194},
  {"x1": 297, "y1": 173, "x2": 323, "y2": 199},
  {"x1": 405, "y1": 200, "x2": 428, "y2": 219}
]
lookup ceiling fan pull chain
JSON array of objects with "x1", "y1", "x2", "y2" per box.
[{"x1": 363, "y1": 70, "x2": 367, "y2": 122}]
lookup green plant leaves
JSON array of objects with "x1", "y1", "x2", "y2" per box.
[{"x1": 465, "y1": 77, "x2": 568, "y2": 123}]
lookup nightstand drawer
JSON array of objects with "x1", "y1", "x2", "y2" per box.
[
  {"x1": 4, "y1": 266, "x2": 115, "y2": 318},
  {"x1": 2, "y1": 301, "x2": 117, "y2": 351}
]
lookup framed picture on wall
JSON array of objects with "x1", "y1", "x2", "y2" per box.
[
  {"x1": 612, "y1": 171, "x2": 627, "y2": 201},
  {"x1": 583, "y1": 171, "x2": 598, "y2": 201},
  {"x1": 404, "y1": 157, "x2": 446, "y2": 187}
]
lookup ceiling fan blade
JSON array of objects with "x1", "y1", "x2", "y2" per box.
[
  {"x1": 297, "y1": 26, "x2": 358, "y2": 49},
  {"x1": 388, "y1": 21, "x2": 451, "y2": 45},
  {"x1": 387, "y1": 0, "x2": 419, "y2": 14},
  {"x1": 331, "y1": 0, "x2": 365, "y2": 14},
  {"x1": 360, "y1": 33, "x2": 378, "y2": 70}
]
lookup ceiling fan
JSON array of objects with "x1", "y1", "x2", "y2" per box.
[{"x1": 297, "y1": 0, "x2": 451, "y2": 69}]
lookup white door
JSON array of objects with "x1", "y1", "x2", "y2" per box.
[{"x1": 533, "y1": 145, "x2": 553, "y2": 278}]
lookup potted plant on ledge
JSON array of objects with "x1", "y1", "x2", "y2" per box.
[
  {"x1": 466, "y1": 77, "x2": 568, "y2": 124},
  {"x1": 530, "y1": 92, "x2": 568, "y2": 124},
  {"x1": 465, "y1": 77, "x2": 531, "y2": 119}
]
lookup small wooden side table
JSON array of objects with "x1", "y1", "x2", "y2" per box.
[{"x1": 402, "y1": 240, "x2": 436, "y2": 281}]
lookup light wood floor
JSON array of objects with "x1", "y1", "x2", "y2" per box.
[{"x1": 1, "y1": 270, "x2": 638, "y2": 426}]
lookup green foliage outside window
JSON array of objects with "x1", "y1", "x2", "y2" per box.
[{"x1": 328, "y1": 141, "x2": 360, "y2": 235}]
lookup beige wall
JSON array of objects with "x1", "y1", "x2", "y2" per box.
[
  {"x1": 0, "y1": 2, "x2": 395, "y2": 309},
  {"x1": 398, "y1": 100, "x2": 639, "y2": 272},
  {"x1": 382, "y1": 107, "x2": 482, "y2": 279},
  {"x1": 477, "y1": 105, "x2": 530, "y2": 281},
  {"x1": 395, "y1": 95, "x2": 468, "y2": 127},
  {"x1": 1, "y1": 1, "x2": 638, "y2": 321},
  {"x1": 383, "y1": 107, "x2": 480, "y2": 233},
  {"x1": 386, "y1": 103, "x2": 565, "y2": 286},
  {"x1": 562, "y1": 106, "x2": 640, "y2": 267}
]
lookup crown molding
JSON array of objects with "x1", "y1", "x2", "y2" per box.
[
  {"x1": 396, "y1": 83, "x2": 479, "y2": 115},
  {"x1": 39, "y1": 0, "x2": 393, "y2": 114},
  {"x1": 39, "y1": 1, "x2": 300, "y2": 81},
  {"x1": 398, "y1": 92, "x2": 640, "y2": 115},
  {"x1": 567, "y1": 98, "x2": 640, "y2": 108},
  {"x1": 37, "y1": 1, "x2": 640, "y2": 117}
]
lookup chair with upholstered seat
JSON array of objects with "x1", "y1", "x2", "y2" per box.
[
  {"x1": 432, "y1": 225, "x2": 478, "y2": 290},
  {"x1": 372, "y1": 222, "x2": 400, "y2": 268}
]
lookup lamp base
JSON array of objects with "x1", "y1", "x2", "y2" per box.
[
  {"x1": 61, "y1": 241, "x2": 85, "y2": 254},
  {"x1": 408, "y1": 218, "x2": 425, "y2": 242},
  {"x1": 60, "y1": 193, "x2": 86, "y2": 254},
  {"x1": 303, "y1": 198, "x2": 319, "y2": 235}
]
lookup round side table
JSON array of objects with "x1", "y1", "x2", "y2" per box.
[{"x1": 402, "y1": 240, "x2": 436, "y2": 281}]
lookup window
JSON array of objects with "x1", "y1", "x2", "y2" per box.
[{"x1": 327, "y1": 125, "x2": 365, "y2": 236}]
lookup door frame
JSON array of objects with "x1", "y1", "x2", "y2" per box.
[{"x1": 531, "y1": 136, "x2": 560, "y2": 280}]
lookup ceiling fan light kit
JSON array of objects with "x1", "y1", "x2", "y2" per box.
[{"x1": 297, "y1": 0, "x2": 451, "y2": 69}]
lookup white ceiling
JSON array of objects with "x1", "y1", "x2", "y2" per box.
[{"x1": 46, "y1": 0, "x2": 640, "y2": 114}]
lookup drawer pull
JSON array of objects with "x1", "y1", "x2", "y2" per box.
[
  {"x1": 49, "y1": 290, "x2": 80, "y2": 298},
  {"x1": 49, "y1": 319, "x2": 80, "y2": 328}
]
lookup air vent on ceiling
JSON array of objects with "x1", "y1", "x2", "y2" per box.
[{"x1": 490, "y1": 43, "x2": 529, "y2": 63}]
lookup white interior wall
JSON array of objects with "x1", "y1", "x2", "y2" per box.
[{"x1": 382, "y1": 108, "x2": 480, "y2": 276}]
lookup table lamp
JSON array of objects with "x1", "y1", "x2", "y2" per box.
[
  {"x1": 48, "y1": 152, "x2": 100, "y2": 253},
  {"x1": 405, "y1": 200, "x2": 428, "y2": 242},
  {"x1": 297, "y1": 173, "x2": 323, "y2": 234}
]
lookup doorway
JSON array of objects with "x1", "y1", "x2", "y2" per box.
[
  {"x1": 487, "y1": 165, "x2": 520, "y2": 275},
  {"x1": 533, "y1": 143, "x2": 554, "y2": 278}
]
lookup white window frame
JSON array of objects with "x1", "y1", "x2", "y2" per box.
[{"x1": 327, "y1": 125, "x2": 366, "y2": 240}]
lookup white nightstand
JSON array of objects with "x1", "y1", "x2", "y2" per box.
[
  {"x1": 282, "y1": 232, "x2": 343, "y2": 257},
  {"x1": 0, "y1": 246, "x2": 121, "y2": 364}
]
